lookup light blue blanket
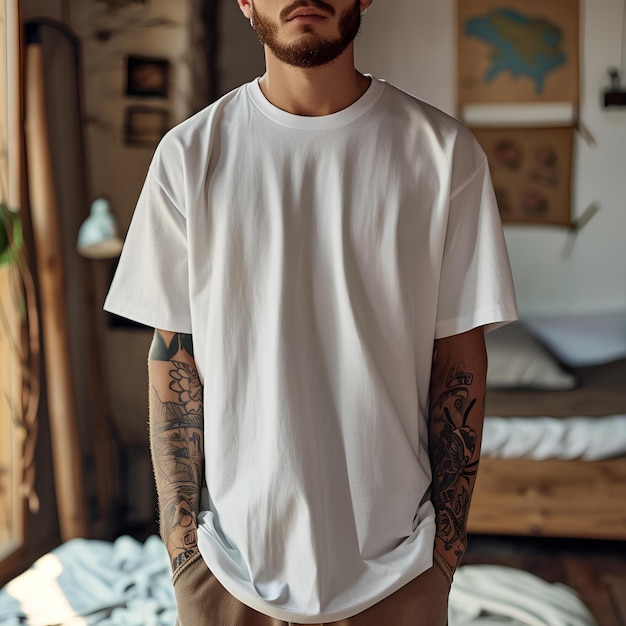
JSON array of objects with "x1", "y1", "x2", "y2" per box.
[{"x1": 0, "y1": 535, "x2": 176, "y2": 625}]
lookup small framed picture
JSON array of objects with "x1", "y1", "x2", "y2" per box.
[
  {"x1": 125, "y1": 55, "x2": 170, "y2": 98},
  {"x1": 124, "y1": 106, "x2": 169, "y2": 148},
  {"x1": 471, "y1": 126, "x2": 575, "y2": 226}
]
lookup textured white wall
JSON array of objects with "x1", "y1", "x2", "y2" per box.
[
  {"x1": 70, "y1": 0, "x2": 194, "y2": 227},
  {"x1": 21, "y1": 0, "x2": 212, "y2": 445},
  {"x1": 356, "y1": 0, "x2": 626, "y2": 316},
  {"x1": 66, "y1": 0, "x2": 196, "y2": 443}
]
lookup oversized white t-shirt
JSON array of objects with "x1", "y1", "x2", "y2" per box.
[{"x1": 104, "y1": 76, "x2": 517, "y2": 622}]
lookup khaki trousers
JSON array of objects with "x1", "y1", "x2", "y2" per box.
[{"x1": 174, "y1": 552, "x2": 451, "y2": 626}]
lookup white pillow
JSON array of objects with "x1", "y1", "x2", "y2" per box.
[
  {"x1": 525, "y1": 311, "x2": 626, "y2": 367},
  {"x1": 485, "y1": 322, "x2": 578, "y2": 390}
]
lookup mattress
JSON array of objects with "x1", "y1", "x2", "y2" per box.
[
  {"x1": 483, "y1": 359, "x2": 626, "y2": 461},
  {"x1": 485, "y1": 358, "x2": 626, "y2": 417}
]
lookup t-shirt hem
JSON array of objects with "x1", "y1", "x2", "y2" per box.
[
  {"x1": 103, "y1": 299, "x2": 192, "y2": 334},
  {"x1": 197, "y1": 557, "x2": 435, "y2": 623},
  {"x1": 435, "y1": 304, "x2": 519, "y2": 339},
  {"x1": 196, "y1": 515, "x2": 437, "y2": 623}
]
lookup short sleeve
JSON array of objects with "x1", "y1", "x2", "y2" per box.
[
  {"x1": 103, "y1": 149, "x2": 192, "y2": 333},
  {"x1": 435, "y1": 155, "x2": 518, "y2": 339}
]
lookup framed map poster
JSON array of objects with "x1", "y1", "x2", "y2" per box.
[
  {"x1": 457, "y1": 0, "x2": 580, "y2": 106},
  {"x1": 471, "y1": 126, "x2": 575, "y2": 226}
]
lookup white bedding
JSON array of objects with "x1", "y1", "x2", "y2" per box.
[
  {"x1": 482, "y1": 415, "x2": 626, "y2": 461},
  {"x1": 0, "y1": 536, "x2": 597, "y2": 626},
  {"x1": 450, "y1": 565, "x2": 596, "y2": 626}
]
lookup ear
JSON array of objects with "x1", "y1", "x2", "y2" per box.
[
  {"x1": 360, "y1": 0, "x2": 374, "y2": 12},
  {"x1": 237, "y1": 0, "x2": 253, "y2": 19}
]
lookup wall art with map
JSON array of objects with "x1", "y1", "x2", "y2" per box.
[
  {"x1": 457, "y1": 0, "x2": 580, "y2": 105},
  {"x1": 471, "y1": 126, "x2": 574, "y2": 226}
]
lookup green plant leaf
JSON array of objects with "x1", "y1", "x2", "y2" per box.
[{"x1": 0, "y1": 204, "x2": 23, "y2": 268}]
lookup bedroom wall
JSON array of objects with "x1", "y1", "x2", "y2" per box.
[
  {"x1": 356, "y1": 0, "x2": 626, "y2": 316},
  {"x1": 69, "y1": 0, "x2": 196, "y2": 452}
]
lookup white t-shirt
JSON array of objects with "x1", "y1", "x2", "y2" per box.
[{"x1": 104, "y1": 76, "x2": 517, "y2": 622}]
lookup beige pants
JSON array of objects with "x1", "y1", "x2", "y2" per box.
[{"x1": 174, "y1": 552, "x2": 451, "y2": 626}]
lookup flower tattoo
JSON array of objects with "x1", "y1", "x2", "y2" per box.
[{"x1": 169, "y1": 362, "x2": 203, "y2": 414}]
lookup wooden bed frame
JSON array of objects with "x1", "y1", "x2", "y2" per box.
[
  {"x1": 467, "y1": 357, "x2": 626, "y2": 541},
  {"x1": 468, "y1": 456, "x2": 626, "y2": 540}
]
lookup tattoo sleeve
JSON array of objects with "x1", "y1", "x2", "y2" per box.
[
  {"x1": 428, "y1": 327, "x2": 487, "y2": 574},
  {"x1": 148, "y1": 330, "x2": 204, "y2": 572}
]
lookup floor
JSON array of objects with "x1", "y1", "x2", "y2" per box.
[{"x1": 464, "y1": 535, "x2": 626, "y2": 626}]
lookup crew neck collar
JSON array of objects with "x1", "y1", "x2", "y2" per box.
[{"x1": 246, "y1": 75, "x2": 385, "y2": 130}]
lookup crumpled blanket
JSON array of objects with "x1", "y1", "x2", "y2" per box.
[
  {"x1": 482, "y1": 415, "x2": 626, "y2": 461},
  {"x1": 0, "y1": 535, "x2": 175, "y2": 625},
  {"x1": 0, "y1": 537, "x2": 597, "y2": 626},
  {"x1": 450, "y1": 565, "x2": 597, "y2": 626}
]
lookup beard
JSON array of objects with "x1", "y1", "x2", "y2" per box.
[{"x1": 251, "y1": 0, "x2": 362, "y2": 68}]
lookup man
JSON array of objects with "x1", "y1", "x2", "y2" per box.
[{"x1": 104, "y1": 0, "x2": 518, "y2": 623}]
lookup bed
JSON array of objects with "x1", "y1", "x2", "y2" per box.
[{"x1": 468, "y1": 313, "x2": 626, "y2": 540}]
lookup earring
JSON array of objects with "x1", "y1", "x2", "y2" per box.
[
  {"x1": 360, "y1": 8, "x2": 368, "y2": 17},
  {"x1": 250, "y1": 16, "x2": 254, "y2": 27}
]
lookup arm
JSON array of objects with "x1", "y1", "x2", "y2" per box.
[
  {"x1": 148, "y1": 330, "x2": 205, "y2": 572},
  {"x1": 428, "y1": 326, "x2": 487, "y2": 576}
]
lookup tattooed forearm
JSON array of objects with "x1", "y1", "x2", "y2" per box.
[
  {"x1": 148, "y1": 330, "x2": 204, "y2": 572},
  {"x1": 428, "y1": 329, "x2": 486, "y2": 573}
]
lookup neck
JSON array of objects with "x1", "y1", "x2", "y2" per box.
[{"x1": 258, "y1": 44, "x2": 371, "y2": 116}]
